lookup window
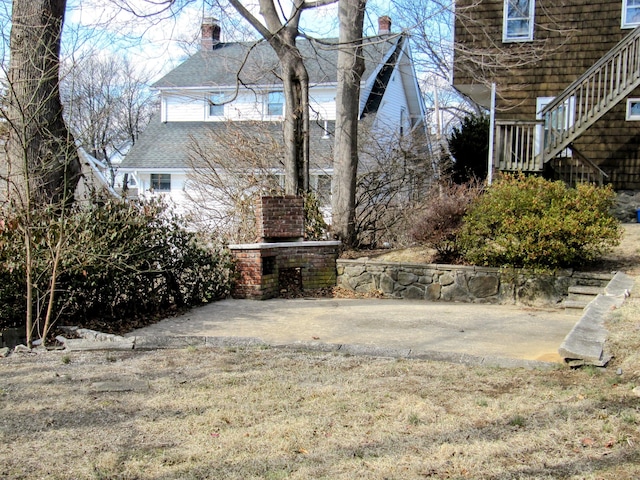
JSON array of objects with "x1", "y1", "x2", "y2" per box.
[
  {"x1": 150, "y1": 174, "x2": 171, "y2": 191},
  {"x1": 503, "y1": 0, "x2": 534, "y2": 42},
  {"x1": 208, "y1": 93, "x2": 224, "y2": 117},
  {"x1": 626, "y1": 98, "x2": 640, "y2": 120},
  {"x1": 623, "y1": 0, "x2": 640, "y2": 28},
  {"x1": 267, "y1": 91, "x2": 284, "y2": 116}
]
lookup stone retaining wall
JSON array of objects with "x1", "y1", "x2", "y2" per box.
[{"x1": 337, "y1": 260, "x2": 614, "y2": 306}]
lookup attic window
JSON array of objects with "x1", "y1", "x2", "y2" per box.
[
  {"x1": 208, "y1": 93, "x2": 224, "y2": 117},
  {"x1": 267, "y1": 91, "x2": 284, "y2": 116},
  {"x1": 623, "y1": 0, "x2": 640, "y2": 28},
  {"x1": 503, "y1": 0, "x2": 534, "y2": 42}
]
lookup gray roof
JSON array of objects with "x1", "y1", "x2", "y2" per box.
[
  {"x1": 153, "y1": 35, "x2": 403, "y2": 89},
  {"x1": 120, "y1": 115, "x2": 334, "y2": 170}
]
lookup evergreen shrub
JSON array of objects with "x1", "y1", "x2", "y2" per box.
[
  {"x1": 458, "y1": 174, "x2": 621, "y2": 269},
  {"x1": 0, "y1": 197, "x2": 234, "y2": 333}
]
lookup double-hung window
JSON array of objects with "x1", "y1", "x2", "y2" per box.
[
  {"x1": 208, "y1": 92, "x2": 224, "y2": 117},
  {"x1": 623, "y1": 0, "x2": 640, "y2": 28},
  {"x1": 150, "y1": 173, "x2": 171, "y2": 192},
  {"x1": 267, "y1": 91, "x2": 284, "y2": 116},
  {"x1": 503, "y1": 0, "x2": 535, "y2": 42}
]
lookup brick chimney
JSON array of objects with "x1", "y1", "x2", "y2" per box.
[
  {"x1": 201, "y1": 17, "x2": 221, "y2": 50},
  {"x1": 378, "y1": 16, "x2": 391, "y2": 35}
]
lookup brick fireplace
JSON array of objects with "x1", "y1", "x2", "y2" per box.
[{"x1": 229, "y1": 196, "x2": 341, "y2": 299}]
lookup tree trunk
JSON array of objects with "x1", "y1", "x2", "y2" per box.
[
  {"x1": 273, "y1": 40, "x2": 310, "y2": 195},
  {"x1": 332, "y1": 0, "x2": 366, "y2": 246},
  {"x1": 5, "y1": 0, "x2": 81, "y2": 209}
]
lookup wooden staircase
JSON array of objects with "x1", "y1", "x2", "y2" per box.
[{"x1": 496, "y1": 26, "x2": 640, "y2": 176}]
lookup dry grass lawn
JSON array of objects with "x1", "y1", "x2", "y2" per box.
[
  {"x1": 1, "y1": 294, "x2": 639, "y2": 479},
  {"x1": 1, "y1": 226, "x2": 640, "y2": 479}
]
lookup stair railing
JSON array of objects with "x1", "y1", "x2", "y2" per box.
[{"x1": 542, "y1": 26, "x2": 640, "y2": 161}]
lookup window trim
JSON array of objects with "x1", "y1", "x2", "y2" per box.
[
  {"x1": 150, "y1": 173, "x2": 171, "y2": 192},
  {"x1": 626, "y1": 98, "x2": 640, "y2": 120},
  {"x1": 503, "y1": 0, "x2": 535, "y2": 43},
  {"x1": 622, "y1": 0, "x2": 640, "y2": 28}
]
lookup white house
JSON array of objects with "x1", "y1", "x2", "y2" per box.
[{"x1": 119, "y1": 16, "x2": 427, "y2": 220}]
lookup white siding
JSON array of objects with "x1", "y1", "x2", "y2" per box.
[
  {"x1": 165, "y1": 94, "x2": 205, "y2": 122},
  {"x1": 162, "y1": 86, "x2": 339, "y2": 122},
  {"x1": 309, "y1": 87, "x2": 337, "y2": 120},
  {"x1": 372, "y1": 72, "x2": 410, "y2": 145}
]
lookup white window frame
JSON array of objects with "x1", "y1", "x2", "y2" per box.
[
  {"x1": 622, "y1": 0, "x2": 640, "y2": 28},
  {"x1": 207, "y1": 92, "x2": 225, "y2": 118},
  {"x1": 536, "y1": 96, "x2": 574, "y2": 156},
  {"x1": 503, "y1": 0, "x2": 535, "y2": 43},
  {"x1": 626, "y1": 98, "x2": 640, "y2": 120}
]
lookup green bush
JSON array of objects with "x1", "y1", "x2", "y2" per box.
[
  {"x1": 458, "y1": 174, "x2": 621, "y2": 269},
  {"x1": 447, "y1": 114, "x2": 489, "y2": 184},
  {"x1": 0, "y1": 197, "x2": 234, "y2": 333}
]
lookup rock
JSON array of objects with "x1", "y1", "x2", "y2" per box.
[
  {"x1": 379, "y1": 274, "x2": 395, "y2": 294},
  {"x1": 0, "y1": 347, "x2": 10, "y2": 358},
  {"x1": 439, "y1": 273, "x2": 455, "y2": 286},
  {"x1": 426, "y1": 284, "x2": 441, "y2": 301},
  {"x1": 632, "y1": 386, "x2": 640, "y2": 398},
  {"x1": 14, "y1": 344, "x2": 31, "y2": 354},
  {"x1": 403, "y1": 285, "x2": 425, "y2": 300},
  {"x1": 397, "y1": 272, "x2": 418, "y2": 286},
  {"x1": 468, "y1": 275, "x2": 499, "y2": 298}
]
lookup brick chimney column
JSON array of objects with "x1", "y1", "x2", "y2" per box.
[
  {"x1": 201, "y1": 17, "x2": 221, "y2": 50},
  {"x1": 378, "y1": 16, "x2": 391, "y2": 35}
]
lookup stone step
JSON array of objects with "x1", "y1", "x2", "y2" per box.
[
  {"x1": 562, "y1": 299, "x2": 591, "y2": 310},
  {"x1": 567, "y1": 292, "x2": 599, "y2": 303},
  {"x1": 568, "y1": 285, "x2": 603, "y2": 296}
]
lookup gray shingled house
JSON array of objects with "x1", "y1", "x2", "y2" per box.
[{"x1": 119, "y1": 16, "x2": 427, "y2": 221}]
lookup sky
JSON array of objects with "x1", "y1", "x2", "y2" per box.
[{"x1": 55, "y1": 0, "x2": 390, "y2": 83}]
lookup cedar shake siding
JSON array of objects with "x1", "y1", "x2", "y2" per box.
[{"x1": 453, "y1": 0, "x2": 640, "y2": 189}]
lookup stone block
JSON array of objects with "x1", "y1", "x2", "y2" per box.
[
  {"x1": 397, "y1": 271, "x2": 418, "y2": 286},
  {"x1": 403, "y1": 285, "x2": 425, "y2": 300},
  {"x1": 439, "y1": 273, "x2": 455, "y2": 286},
  {"x1": 426, "y1": 283, "x2": 441, "y2": 301},
  {"x1": 380, "y1": 273, "x2": 396, "y2": 294},
  {"x1": 468, "y1": 275, "x2": 499, "y2": 298}
]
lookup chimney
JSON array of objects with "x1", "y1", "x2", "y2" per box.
[
  {"x1": 201, "y1": 17, "x2": 221, "y2": 50},
  {"x1": 378, "y1": 16, "x2": 391, "y2": 35}
]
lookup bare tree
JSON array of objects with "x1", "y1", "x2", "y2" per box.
[
  {"x1": 184, "y1": 122, "x2": 285, "y2": 242},
  {"x1": 226, "y1": 0, "x2": 337, "y2": 195},
  {"x1": 62, "y1": 54, "x2": 155, "y2": 184},
  {"x1": 331, "y1": 0, "x2": 366, "y2": 245}
]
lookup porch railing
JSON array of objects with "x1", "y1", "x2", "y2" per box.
[
  {"x1": 495, "y1": 120, "x2": 543, "y2": 172},
  {"x1": 541, "y1": 26, "x2": 640, "y2": 161}
]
